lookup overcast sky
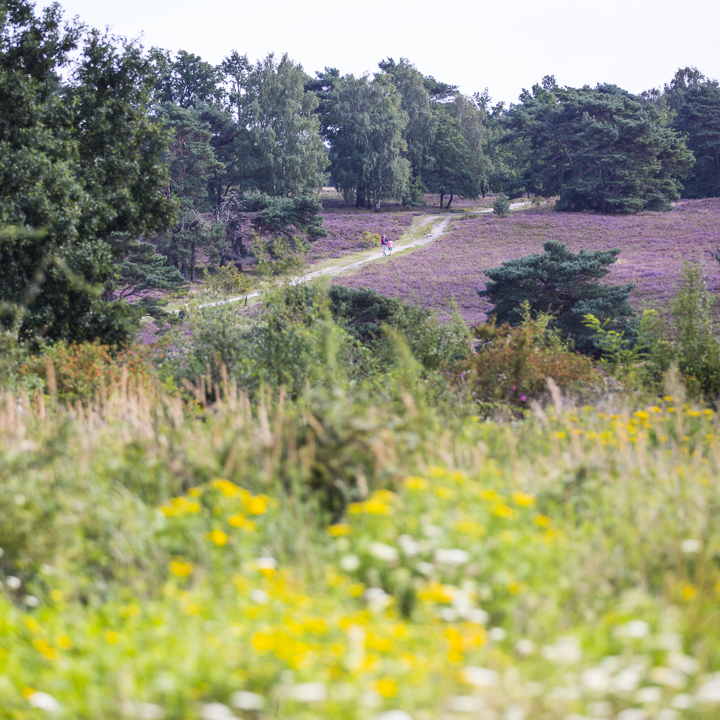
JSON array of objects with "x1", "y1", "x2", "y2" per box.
[{"x1": 41, "y1": 0, "x2": 720, "y2": 107}]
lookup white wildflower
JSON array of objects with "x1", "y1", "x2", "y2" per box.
[
  {"x1": 515, "y1": 639, "x2": 536, "y2": 656},
  {"x1": 587, "y1": 701, "x2": 613, "y2": 716},
  {"x1": 415, "y1": 561, "x2": 434, "y2": 576},
  {"x1": 434, "y1": 548, "x2": 470, "y2": 566},
  {"x1": 6, "y1": 575, "x2": 21, "y2": 590},
  {"x1": 24, "y1": 595, "x2": 40, "y2": 607},
  {"x1": 398, "y1": 535, "x2": 420, "y2": 557},
  {"x1": 650, "y1": 666, "x2": 686, "y2": 689},
  {"x1": 504, "y1": 706, "x2": 525, "y2": 720},
  {"x1": 368, "y1": 542, "x2": 399, "y2": 563},
  {"x1": 696, "y1": 674, "x2": 720, "y2": 703},
  {"x1": 541, "y1": 636, "x2": 582, "y2": 663},
  {"x1": 249, "y1": 589, "x2": 268, "y2": 604},
  {"x1": 656, "y1": 633, "x2": 683, "y2": 652},
  {"x1": 657, "y1": 710, "x2": 678, "y2": 720},
  {"x1": 364, "y1": 587, "x2": 391, "y2": 611},
  {"x1": 451, "y1": 589, "x2": 473, "y2": 616},
  {"x1": 547, "y1": 686, "x2": 581, "y2": 701},
  {"x1": 670, "y1": 693, "x2": 694, "y2": 709},
  {"x1": 466, "y1": 607, "x2": 489, "y2": 624},
  {"x1": 461, "y1": 666, "x2": 499, "y2": 688},
  {"x1": 667, "y1": 652, "x2": 701, "y2": 675},
  {"x1": 611, "y1": 666, "x2": 644, "y2": 694},
  {"x1": 636, "y1": 686, "x2": 663, "y2": 703},
  {"x1": 200, "y1": 703, "x2": 234, "y2": 720},
  {"x1": 439, "y1": 607, "x2": 457, "y2": 622},
  {"x1": 374, "y1": 711, "x2": 413, "y2": 720},
  {"x1": 617, "y1": 710, "x2": 647, "y2": 720},
  {"x1": 680, "y1": 539, "x2": 701, "y2": 554},
  {"x1": 255, "y1": 557, "x2": 277, "y2": 571},
  {"x1": 489, "y1": 627, "x2": 506, "y2": 642},
  {"x1": 447, "y1": 695, "x2": 484, "y2": 712},
  {"x1": 137, "y1": 703, "x2": 164, "y2": 719},
  {"x1": 622, "y1": 620, "x2": 650, "y2": 640},
  {"x1": 581, "y1": 667, "x2": 611, "y2": 692},
  {"x1": 291, "y1": 682, "x2": 327, "y2": 702},
  {"x1": 230, "y1": 691, "x2": 264, "y2": 710},
  {"x1": 28, "y1": 692, "x2": 60, "y2": 712},
  {"x1": 340, "y1": 554, "x2": 360, "y2": 571}
]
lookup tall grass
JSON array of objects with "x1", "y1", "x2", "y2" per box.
[{"x1": 2, "y1": 376, "x2": 720, "y2": 718}]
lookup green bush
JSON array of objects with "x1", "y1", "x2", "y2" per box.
[
  {"x1": 492, "y1": 193, "x2": 511, "y2": 217},
  {"x1": 452, "y1": 310, "x2": 600, "y2": 407},
  {"x1": 205, "y1": 265, "x2": 253, "y2": 295},
  {"x1": 478, "y1": 240, "x2": 635, "y2": 355}
]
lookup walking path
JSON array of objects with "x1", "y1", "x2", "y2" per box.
[{"x1": 197, "y1": 204, "x2": 526, "y2": 309}]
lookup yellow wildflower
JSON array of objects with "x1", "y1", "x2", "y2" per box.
[
  {"x1": 169, "y1": 560, "x2": 193, "y2": 577},
  {"x1": 50, "y1": 589, "x2": 64, "y2": 603},
  {"x1": 404, "y1": 476, "x2": 428, "y2": 490},
  {"x1": 207, "y1": 529, "x2": 229, "y2": 546},
  {"x1": 58, "y1": 636, "x2": 72, "y2": 650},
  {"x1": 327, "y1": 523, "x2": 352, "y2": 537},
  {"x1": 251, "y1": 631, "x2": 275, "y2": 651},
  {"x1": 244, "y1": 495, "x2": 268, "y2": 515},
  {"x1": 492, "y1": 503, "x2": 515, "y2": 519},
  {"x1": 211, "y1": 478, "x2": 241, "y2": 497},
  {"x1": 376, "y1": 677, "x2": 398, "y2": 697},
  {"x1": 681, "y1": 583, "x2": 698, "y2": 602},
  {"x1": 32, "y1": 638, "x2": 58, "y2": 660},
  {"x1": 512, "y1": 492, "x2": 536, "y2": 506},
  {"x1": 104, "y1": 630, "x2": 119, "y2": 644},
  {"x1": 535, "y1": 514, "x2": 552, "y2": 528}
]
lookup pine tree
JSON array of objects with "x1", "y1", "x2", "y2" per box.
[{"x1": 478, "y1": 241, "x2": 635, "y2": 354}]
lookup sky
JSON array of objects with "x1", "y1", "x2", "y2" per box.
[{"x1": 40, "y1": 0, "x2": 720, "y2": 107}]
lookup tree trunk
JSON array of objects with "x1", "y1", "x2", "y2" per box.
[
  {"x1": 481, "y1": 182, "x2": 487, "y2": 198},
  {"x1": 356, "y1": 186, "x2": 366, "y2": 208},
  {"x1": 182, "y1": 262, "x2": 189, "y2": 281},
  {"x1": 446, "y1": 193, "x2": 454, "y2": 210},
  {"x1": 374, "y1": 197, "x2": 381, "y2": 212},
  {"x1": 191, "y1": 242, "x2": 196, "y2": 282},
  {"x1": 439, "y1": 192, "x2": 444, "y2": 209}
]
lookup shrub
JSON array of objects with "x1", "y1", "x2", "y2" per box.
[
  {"x1": 452, "y1": 311, "x2": 600, "y2": 407},
  {"x1": 205, "y1": 265, "x2": 253, "y2": 295},
  {"x1": 360, "y1": 231, "x2": 381, "y2": 249},
  {"x1": 478, "y1": 240, "x2": 635, "y2": 355},
  {"x1": 18, "y1": 341, "x2": 157, "y2": 404},
  {"x1": 670, "y1": 263, "x2": 720, "y2": 399},
  {"x1": 492, "y1": 193, "x2": 511, "y2": 217}
]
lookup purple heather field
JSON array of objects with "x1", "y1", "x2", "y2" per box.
[
  {"x1": 331, "y1": 198, "x2": 720, "y2": 326},
  {"x1": 306, "y1": 194, "x2": 494, "y2": 263}
]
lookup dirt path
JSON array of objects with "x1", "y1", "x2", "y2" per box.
[{"x1": 197, "y1": 204, "x2": 526, "y2": 309}]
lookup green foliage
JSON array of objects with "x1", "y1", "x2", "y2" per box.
[
  {"x1": 492, "y1": 193, "x2": 511, "y2": 217},
  {"x1": 252, "y1": 235, "x2": 308, "y2": 279},
  {"x1": 328, "y1": 73, "x2": 410, "y2": 210},
  {"x1": 402, "y1": 173, "x2": 427, "y2": 207},
  {"x1": 360, "y1": 231, "x2": 382, "y2": 249},
  {"x1": 0, "y1": 3, "x2": 174, "y2": 344},
  {"x1": 423, "y1": 104, "x2": 480, "y2": 209},
  {"x1": 504, "y1": 81, "x2": 694, "y2": 212},
  {"x1": 670, "y1": 263, "x2": 720, "y2": 399},
  {"x1": 479, "y1": 240, "x2": 635, "y2": 354},
  {"x1": 454, "y1": 310, "x2": 599, "y2": 407},
  {"x1": 17, "y1": 341, "x2": 157, "y2": 404},
  {"x1": 205, "y1": 265, "x2": 253, "y2": 295},
  {"x1": 674, "y1": 79, "x2": 720, "y2": 198},
  {"x1": 235, "y1": 53, "x2": 328, "y2": 197}
]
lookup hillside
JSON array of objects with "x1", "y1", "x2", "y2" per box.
[{"x1": 331, "y1": 199, "x2": 720, "y2": 325}]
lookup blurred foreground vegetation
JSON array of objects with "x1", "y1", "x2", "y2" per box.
[{"x1": 2, "y1": 280, "x2": 720, "y2": 719}]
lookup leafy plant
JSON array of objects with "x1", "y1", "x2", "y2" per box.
[
  {"x1": 206, "y1": 264, "x2": 253, "y2": 295},
  {"x1": 478, "y1": 240, "x2": 635, "y2": 355},
  {"x1": 492, "y1": 193, "x2": 511, "y2": 217}
]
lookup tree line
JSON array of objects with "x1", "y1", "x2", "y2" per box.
[{"x1": 2, "y1": 0, "x2": 720, "y2": 345}]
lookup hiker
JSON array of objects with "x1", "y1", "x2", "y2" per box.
[
  {"x1": 387, "y1": 238, "x2": 394, "y2": 255},
  {"x1": 381, "y1": 234, "x2": 387, "y2": 256}
]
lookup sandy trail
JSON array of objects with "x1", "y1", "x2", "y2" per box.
[{"x1": 197, "y1": 204, "x2": 526, "y2": 309}]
